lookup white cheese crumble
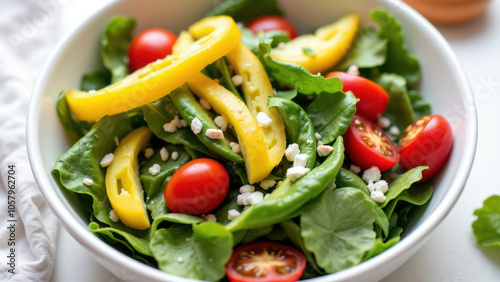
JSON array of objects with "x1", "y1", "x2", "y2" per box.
[
  {"x1": 239, "y1": 185, "x2": 255, "y2": 193},
  {"x1": 231, "y1": 74, "x2": 243, "y2": 87},
  {"x1": 264, "y1": 193, "x2": 271, "y2": 200},
  {"x1": 206, "y1": 129, "x2": 224, "y2": 139},
  {"x1": 230, "y1": 142, "x2": 241, "y2": 154},
  {"x1": 100, "y1": 153, "x2": 114, "y2": 167},
  {"x1": 227, "y1": 209, "x2": 241, "y2": 221},
  {"x1": 109, "y1": 209, "x2": 119, "y2": 222},
  {"x1": 191, "y1": 118, "x2": 203, "y2": 134},
  {"x1": 362, "y1": 166, "x2": 381, "y2": 183},
  {"x1": 83, "y1": 178, "x2": 94, "y2": 186},
  {"x1": 247, "y1": 192, "x2": 264, "y2": 205},
  {"x1": 260, "y1": 179, "x2": 276, "y2": 190},
  {"x1": 214, "y1": 116, "x2": 229, "y2": 132},
  {"x1": 178, "y1": 119, "x2": 188, "y2": 128},
  {"x1": 306, "y1": 139, "x2": 313, "y2": 145},
  {"x1": 390, "y1": 125, "x2": 400, "y2": 136},
  {"x1": 286, "y1": 166, "x2": 310, "y2": 182},
  {"x1": 317, "y1": 145, "x2": 334, "y2": 157},
  {"x1": 277, "y1": 42, "x2": 286, "y2": 49},
  {"x1": 163, "y1": 115, "x2": 181, "y2": 133},
  {"x1": 350, "y1": 164, "x2": 361, "y2": 174},
  {"x1": 315, "y1": 132, "x2": 322, "y2": 141},
  {"x1": 88, "y1": 89, "x2": 96, "y2": 94},
  {"x1": 285, "y1": 143, "x2": 300, "y2": 162},
  {"x1": 171, "y1": 151, "x2": 179, "y2": 160},
  {"x1": 293, "y1": 154, "x2": 309, "y2": 168},
  {"x1": 144, "y1": 148, "x2": 154, "y2": 159},
  {"x1": 160, "y1": 147, "x2": 169, "y2": 161},
  {"x1": 237, "y1": 193, "x2": 251, "y2": 205},
  {"x1": 347, "y1": 64, "x2": 360, "y2": 76},
  {"x1": 200, "y1": 98, "x2": 212, "y2": 110},
  {"x1": 377, "y1": 117, "x2": 391, "y2": 129},
  {"x1": 114, "y1": 136, "x2": 120, "y2": 146},
  {"x1": 256, "y1": 112, "x2": 273, "y2": 128},
  {"x1": 177, "y1": 257, "x2": 184, "y2": 263},
  {"x1": 203, "y1": 214, "x2": 217, "y2": 222},
  {"x1": 374, "y1": 180, "x2": 389, "y2": 193},
  {"x1": 149, "y1": 164, "x2": 161, "y2": 176},
  {"x1": 371, "y1": 191, "x2": 386, "y2": 203}
]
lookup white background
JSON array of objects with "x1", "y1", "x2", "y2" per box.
[{"x1": 36, "y1": 0, "x2": 500, "y2": 281}]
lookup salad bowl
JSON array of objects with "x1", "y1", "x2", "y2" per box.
[{"x1": 27, "y1": 0, "x2": 477, "y2": 281}]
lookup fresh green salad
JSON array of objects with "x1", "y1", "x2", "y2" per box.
[{"x1": 52, "y1": 0, "x2": 454, "y2": 281}]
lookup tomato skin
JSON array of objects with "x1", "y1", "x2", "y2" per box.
[
  {"x1": 398, "y1": 115, "x2": 453, "y2": 182},
  {"x1": 128, "y1": 28, "x2": 177, "y2": 72},
  {"x1": 246, "y1": 15, "x2": 299, "y2": 39},
  {"x1": 344, "y1": 115, "x2": 400, "y2": 172},
  {"x1": 326, "y1": 72, "x2": 389, "y2": 120},
  {"x1": 164, "y1": 158, "x2": 229, "y2": 215},
  {"x1": 225, "y1": 242, "x2": 306, "y2": 282}
]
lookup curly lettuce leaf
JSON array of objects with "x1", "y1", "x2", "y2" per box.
[
  {"x1": 338, "y1": 27, "x2": 388, "y2": 70},
  {"x1": 473, "y1": 195, "x2": 500, "y2": 248},
  {"x1": 206, "y1": 0, "x2": 282, "y2": 23}
]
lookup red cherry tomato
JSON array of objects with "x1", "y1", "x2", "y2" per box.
[
  {"x1": 344, "y1": 114, "x2": 400, "y2": 172},
  {"x1": 398, "y1": 114, "x2": 453, "y2": 182},
  {"x1": 246, "y1": 15, "x2": 299, "y2": 39},
  {"x1": 326, "y1": 72, "x2": 389, "y2": 120},
  {"x1": 164, "y1": 158, "x2": 229, "y2": 215},
  {"x1": 128, "y1": 28, "x2": 177, "y2": 72},
  {"x1": 225, "y1": 242, "x2": 306, "y2": 282}
]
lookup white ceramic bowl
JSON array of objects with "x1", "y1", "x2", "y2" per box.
[{"x1": 27, "y1": 0, "x2": 477, "y2": 281}]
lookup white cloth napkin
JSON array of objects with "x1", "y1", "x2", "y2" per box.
[{"x1": 0, "y1": 0, "x2": 63, "y2": 280}]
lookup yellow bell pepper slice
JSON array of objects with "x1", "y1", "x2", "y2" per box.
[
  {"x1": 66, "y1": 15, "x2": 242, "y2": 121},
  {"x1": 225, "y1": 43, "x2": 286, "y2": 168},
  {"x1": 187, "y1": 73, "x2": 273, "y2": 184},
  {"x1": 105, "y1": 126, "x2": 152, "y2": 230},
  {"x1": 270, "y1": 13, "x2": 359, "y2": 74},
  {"x1": 171, "y1": 31, "x2": 194, "y2": 54}
]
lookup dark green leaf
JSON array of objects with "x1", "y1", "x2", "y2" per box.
[
  {"x1": 408, "y1": 90, "x2": 432, "y2": 119},
  {"x1": 206, "y1": 0, "x2": 282, "y2": 23},
  {"x1": 381, "y1": 166, "x2": 428, "y2": 208},
  {"x1": 362, "y1": 236, "x2": 400, "y2": 261},
  {"x1": 55, "y1": 91, "x2": 94, "y2": 140},
  {"x1": 80, "y1": 70, "x2": 111, "y2": 92},
  {"x1": 473, "y1": 195, "x2": 500, "y2": 248}
]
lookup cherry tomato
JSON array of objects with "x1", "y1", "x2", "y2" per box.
[
  {"x1": 128, "y1": 28, "x2": 177, "y2": 72},
  {"x1": 225, "y1": 241, "x2": 306, "y2": 282},
  {"x1": 398, "y1": 114, "x2": 453, "y2": 182},
  {"x1": 344, "y1": 114, "x2": 400, "y2": 172},
  {"x1": 326, "y1": 72, "x2": 389, "y2": 120},
  {"x1": 246, "y1": 15, "x2": 299, "y2": 39},
  {"x1": 164, "y1": 158, "x2": 229, "y2": 215}
]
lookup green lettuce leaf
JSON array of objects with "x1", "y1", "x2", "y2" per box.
[
  {"x1": 473, "y1": 195, "x2": 500, "y2": 248},
  {"x1": 240, "y1": 28, "x2": 290, "y2": 53},
  {"x1": 80, "y1": 69, "x2": 111, "y2": 92},
  {"x1": 381, "y1": 166, "x2": 428, "y2": 208},
  {"x1": 301, "y1": 188, "x2": 377, "y2": 273},
  {"x1": 408, "y1": 90, "x2": 432, "y2": 119},
  {"x1": 362, "y1": 236, "x2": 400, "y2": 261},
  {"x1": 206, "y1": 0, "x2": 282, "y2": 23},
  {"x1": 338, "y1": 27, "x2": 387, "y2": 70},
  {"x1": 384, "y1": 181, "x2": 433, "y2": 221},
  {"x1": 55, "y1": 91, "x2": 94, "y2": 140}
]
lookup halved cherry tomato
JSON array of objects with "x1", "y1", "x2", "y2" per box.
[
  {"x1": 225, "y1": 241, "x2": 306, "y2": 282},
  {"x1": 326, "y1": 71, "x2": 389, "y2": 120},
  {"x1": 246, "y1": 15, "x2": 299, "y2": 39},
  {"x1": 344, "y1": 114, "x2": 400, "y2": 172},
  {"x1": 399, "y1": 114, "x2": 453, "y2": 182},
  {"x1": 164, "y1": 158, "x2": 229, "y2": 215},
  {"x1": 128, "y1": 28, "x2": 177, "y2": 72}
]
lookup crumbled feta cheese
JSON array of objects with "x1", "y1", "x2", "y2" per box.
[
  {"x1": 200, "y1": 98, "x2": 211, "y2": 110},
  {"x1": 256, "y1": 112, "x2": 273, "y2": 128},
  {"x1": 315, "y1": 133, "x2": 322, "y2": 141},
  {"x1": 149, "y1": 164, "x2": 161, "y2": 176},
  {"x1": 247, "y1": 192, "x2": 264, "y2": 205},
  {"x1": 237, "y1": 192, "x2": 252, "y2": 205},
  {"x1": 214, "y1": 116, "x2": 229, "y2": 131},
  {"x1": 203, "y1": 214, "x2": 217, "y2": 222},
  {"x1": 277, "y1": 42, "x2": 286, "y2": 49},
  {"x1": 306, "y1": 139, "x2": 313, "y2": 145},
  {"x1": 109, "y1": 210, "x2": 119, "y2": 222},
  {"x1": 377, "y1": 117, "x2": 391, "y2": 129},
  {"x1": 293, "y1": 154, "x2": 309, "y2": 168},
  {"x1": 317, "y1": 145, "x2": 334, "y2": 157},
  {"x1": 367, "y1": 181, "x2": 376, "y2": 193},
  {"x1": 390, "y1": 125, "x2": 400, "y2": 136},
  {"x1": 374, "y1": 180, "x2": 389, "y2": 193},
  {"x1": 178, "y1": 119, "x2": 188, "y2": 128},
  {"x1": 191, "y1": 118, "x2": 203, "y2": 134},
  {"x1": 163, "y1": 116, "x2": 183, "y2": 133},
  {"x1": 160, "y1": 147, "x2": 169, "y2": 161},
  {"x1": 239, "y1": 185, "x2": 255, "y2": 193},
  {"x1": 347, "y1": 64, "x2": 360, "y2": 76},
  {"x1": 286, "y1": 166, "x2": 310, "y2": 182},
  {"x1": 362, "y1": 166, "x2": 381, "y2": 183},
  {"x1": 231, "y1": 74, "x2": 243, "y2": 86},
  {"x1": 260, "y1": 179, "x2": 276, "y2": 190},
  {"x1": 264, "y1": 193, "x2": 270, "y2": 200},
  {"x1": 100, "y1": 153, "x2": 114, "y2": 167},
  {"x1": 317, "y1": 141, "x2": 324, "y2": 146},
  {"x1": 177, "y1": 257, "x2": 184, "y2": 263},
  {"x1": 371, "y1": 191, "x2": 386, "y2": 203},
  {"x1": 88, "y1": 89, "x2": 96, "y2": 94},
  {"x1": 83, "y1": 178, "x2": 94, "y2": 186},
  {"x1": 171, "y1": 151, "x2": 179, "y2": 160},
  {"x1": 114, "y1": 136, "x2": 120, "y2": 146},
  {"x1": 206, "y1": 129, "x2": 224, "y2": 139},
  {"x1": 230, "y1": 142, "x2": 241, "y2": 154},
  {"x1": 144, "y1": 148, "x2": 154, "y2": 159},
  {"x1": 227, "y1": 209, "x2": 241, "y2": 221},
  {"x1": 350, "y1": 164, "x2": 361, "y2": 174},
  {"x1": 285, "y1": 143, "x2": 300, "y2": 162}
]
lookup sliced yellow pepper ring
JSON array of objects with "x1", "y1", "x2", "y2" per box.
[
  {"x1": 270, "y1": 13, "x2": 359, "y2": 74},
  {"x1": 105, "y1": 126, "x2": 152, "y2": 230},
  {"x1": 187, "y1": 73, "x2": 273, "y2": 184},
  {"x1": 225, "y1": 43, "x2": 286, "y2": 168},
  {"x1": 171, "y1": 30, "x2": 194, "y2": 54},
  {"x1": 66, "y1": 15, "x2": 242, "y2": 121}
]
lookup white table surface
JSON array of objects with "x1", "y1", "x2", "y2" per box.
[{"x1": 48, "y1": 0, "x2": 500, "y2": 281}]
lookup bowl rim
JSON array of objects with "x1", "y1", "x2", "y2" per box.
[{"x1": 26, "y1": 0, "x2": 478, "y2": 281}]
